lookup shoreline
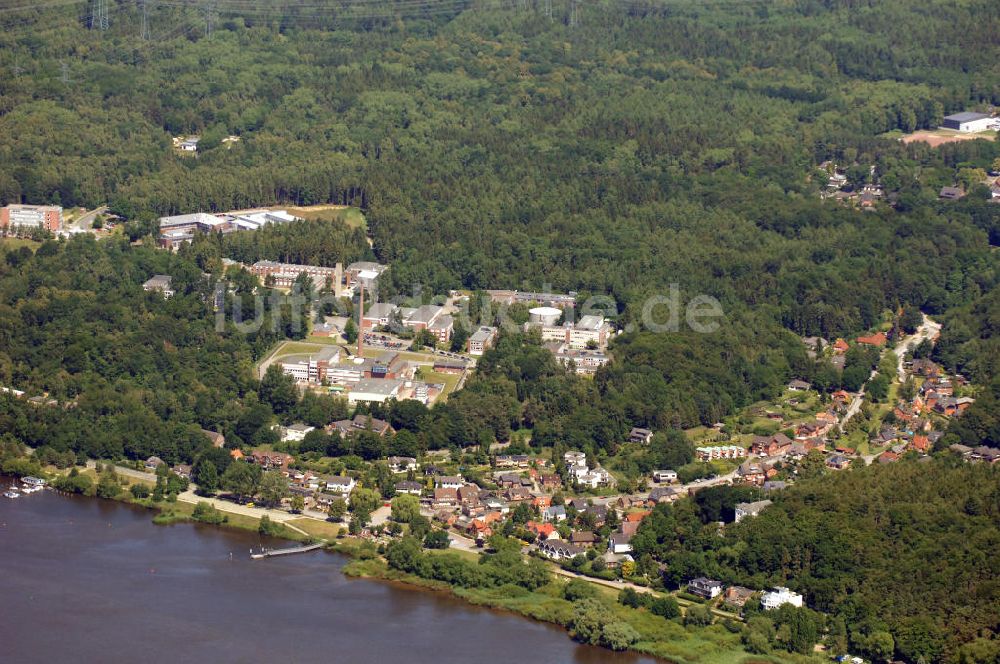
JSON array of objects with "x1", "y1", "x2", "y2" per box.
[{"x1": 7, "y1": 470, "x2": 803, "y2": 664}]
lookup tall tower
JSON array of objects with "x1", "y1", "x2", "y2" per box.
[
  {"x1": 357, "y1": 280, "x2": 365, "y2": 357},
  {"x1": 139, "y1": 0, "x2": 150, "y2": 40},
  {"x1": 91, "y1": 0, "x2": 109, "y2": 30}
]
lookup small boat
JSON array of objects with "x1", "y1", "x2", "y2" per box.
[
  {"x1": 4, "y1": 488, "x2": 21, "y2": 499},
  {"x1": 21, "y1": 485, "x2": 41, "y2": 494},
  {"x1": 21, "y1": 476, "x2": 46, "y2": 488}
]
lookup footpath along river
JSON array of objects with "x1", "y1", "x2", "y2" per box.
[{"x1": 0, "y1": 487, "x2": 659, "y2": 664}]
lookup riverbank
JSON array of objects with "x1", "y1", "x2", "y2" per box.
[
  {"x1": 339, "y1": 551, "x2": 816, "y2": 664},
  {"x1": 12, "y1": 465, "x2": 812, "y2": 664}
]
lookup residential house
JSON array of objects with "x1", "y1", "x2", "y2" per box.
[
  {"x1": 856, "y1": 331, "x2": 887, "y2": 347},
  {"x1": 281, "y1": 423, "x2": 315, "y2": 443},
  {"x1": 696, "y1": 445, "x2": 748, "y2": 461},
  {"x1": 648, "y1": 486, "x2": 682, "y2": 505},
  {"x1": 526, "y1": 521, "x2": 559, "y2": 541},
  {"x1": 629, "y1": 427, "x2": 654, "y2": 444},
  {"x1": 652, "y1": 470, "x2": 678, "y2": 483},
  {"x1": 761, "y1": 587, "x2": 804, "y2": 610},
  {"x1": 142, "y1": 275, "x2": 175, "y2": 298},
  {"x1": 687, "y1": 577, "x2": 723, "y2": 600},
  {"x1": 751, "y1": 433, "x2": 792, "y2": 457},
  {"x1": 735, "y1": 460, "x2": 766, "y2": 486},
  {"x1": 324, "y1": 476, "x2": 356, "y2": 496},
  {"x1": 395, "y1": 480, "x2": 424, "y2": 496},
  {"x1": 433, "y1": 488, "x2": 459, "y2": 508},
  {"x1": 144, "y1": 456, "x2": 165, "y2": 471},
  {"x1": 543, "y1": 505, "x2": 567, "y2": 522},
  {"x1": 540, "y1": 474, "x2": 562, "y2": 491},
  {"x1": 538, "y1": 539, "x2": 585, "y2": 561},
  {"x1": 249, "y1": 450, "x2": 292, "y2": 470},
  {"x1": 787, "y1": 379, "x2": 811, "y2": 391},
  {"x1": 723, "y1": 586, "x2": 756, "y2": 608},
  {"x1": 387, "y1": 456, "x2": 418, "y2": 473},
  {"x1": 608, "y1": 530, "x2": 633, "y2": 554},
  {"x1": 201, "y1": 429, "x2": 226, "y2": 448},
  {"x1": 570, "y1": 531, "x2": 598, "y2": 546},
  {"x1": 495, "y1": 454, "x2": 530, "y2": 469},
  {"x1": 734, "y1": 500, "x2": 772, "y2": 523},
  {"x1": 435, "y1": 476, "x2": 465, "y2": 490}
]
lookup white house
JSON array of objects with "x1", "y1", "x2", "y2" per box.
[
  {"x1": 734, "y1": 499, "x2": 772, "y2": 523},
  {"x1": 435, "y1": 476, "x2": 464, "y2": 490},
  {"x1": 608, "y1": 530, "x2": 633, "y2": 554},
  {"x1": 653, "y1": 470, "x2": 678, "y2": 483},
  {"x1": 387, "y1": 456, "x2": 418, "y2": 473},
  {"x1": 281, "y1": 423, "x2": 315, "y2": 443},
  {"x1": 538, "y1": 539, "x2": 585, "y2": 561},
  {"x1": 323, "y1": 476, "x2": 356, "y2": 496},
  {"x1": 761, "y1": 587, "x2": 804, "y2": 610}
]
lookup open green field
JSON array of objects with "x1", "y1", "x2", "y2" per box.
[
  {"x1": 286, "y1": 204, "x2": 367, "y2": 230},
  {"x1": 287, "y1": 517, "x2": 343, "y2": 540}
]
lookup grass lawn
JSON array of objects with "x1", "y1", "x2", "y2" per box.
[
  {"x1": 287, "y1": 518, "x2": 342, "y2": 540},
  {"x1": 285, "y1": 205, "x2": 367, "y2": 230},
  {"x1": 0, "y1": 237, "x2": 42, "y2": 251},
  {"x1": 424, "y1": 369, "x2": 461, "y2": 396}
]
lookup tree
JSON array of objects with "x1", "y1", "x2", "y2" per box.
[
  {"x1": 220, "y1": 461, "x2": 262, "y2": 502},
  {"x1": 568, "y1": 598, "x2": 606, "y2": 645},
  {"x1": 651, "y1": 596, "x2": 680, "y2": 619},
  {"x1": 349, "y1": 487, "x2": 380, "y2": 514},
  {"x1": 259, "y1": 364, "x2": 299, "y2": 415},
  {"x1": 195, "y1": 459, "x2": 220, "y2": 494},
  {"x1": 684, "y1": 604, "x2": 713, "y2": 627},
  {"x1": 130, "y1": 483, "x2": 151, "y2": 499},
  {"x1": 564, "y1": 578, "x2": 597, "y2": 601},
  {"x1": 327, "y1": 498, "x2": 347, "y2": 521},
  {"x1": 391, "y1": 493, "x2": 420, "y2": 523},
  {"x1": 423, "y1": 529, "x2": 451, "y2": 549},
  {"x1": 601, "y1": 622, "x2": 640, "y2": 651},
  {"x1": 343, "y1": 317, "x2": 358, "y2": 344},
  {"x1": 290, "y1": 494, "x2": 305, "y2": 513}
]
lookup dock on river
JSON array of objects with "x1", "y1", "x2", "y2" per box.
[{"x1": 250, "y1": 542, "x2": 324, "y2": 560}]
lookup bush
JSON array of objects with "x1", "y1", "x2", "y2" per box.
[
  {"x1": 564, "y1": 578, "x2": 598, "y2": 601},
  {"x1": 130, "y1": 483, "x2": 151, "y2": 499},
  {"x1": 423, "y1": 529, "x2": 451, "y2": 549},
  {"x1": 684, "y1": 604, "x2": 714, "y2": 627},
  {"x1": 192, "y1": 501, "x2": 227, "y2": 525},
  {"x1": 651, "y1": 596, "x2": 680, "y2": 619},
  {"x1": 601, "y1": 622, "x2": 640, "y2": 651}
]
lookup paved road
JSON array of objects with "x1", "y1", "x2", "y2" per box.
[
  {"x1": 86, "y1": 460, "x2": 156, "y2": 483},
  {"x1": 68, "y1": 206, "x2": 108, "y2": 232},
  {"x1": 895, "y1": 314, "x2": 941, "y2": 382}
]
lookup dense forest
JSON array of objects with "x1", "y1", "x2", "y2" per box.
[
  {"x1": 1, "y1": 3, "x2": 1000, "y2": 662},
  {"x1": 630, "y1": 460, "x2": 1000, "y2": 664}
]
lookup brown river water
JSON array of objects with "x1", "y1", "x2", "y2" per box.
[{"x1": 0, "y1": 486, "x2": 660, "y2": 664}]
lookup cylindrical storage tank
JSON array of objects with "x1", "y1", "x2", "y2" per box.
[{"x1": 529, "y1": 306, "x2": 561, "y2": 326}]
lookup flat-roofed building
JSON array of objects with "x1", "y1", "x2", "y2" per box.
[
  {"x1": 250, "y1": 260, "x2": 342, "y2": 289},
  {"x1": 468, "y1": 326, "x2": 498, "y2": 355},
  {"x1": 1, "y1": 204, "x2": 63, "y2": 233},
  {"x1": 941, "y1": 111, "x2": 995, "y2": 133},
  {"x1": 347, "y1": 378, "x2": 404, "y2": 404}
]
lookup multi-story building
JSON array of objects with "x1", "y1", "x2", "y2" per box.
[
  {"x1": 536, "y1": 315, "x2": 612, "y2": 350},
  {"x1": 362, "y1": 302, "x2": 453, "y2": 343},
  {"x1": 280, "y1": 347, "x2": 342, "y2": 383},
  {"x1": 696, "y1": 445, "x2": 748, "y2": 461},
  {"x1": 158, "y1": 209, "x2": 302, "y2": 250},
  {"x1": 761, "y1": 587, "x2": 804, "y2": 610},
  {"x1": 548, "y1": 343, "x2": 609, "y2": 374},
  {"x1": 467, "y1": 326, "x2": 498, "y2": 355},
  {"x1": 487, "y1": 290, "x2": 577, "y2": 310},
  {"x1": 250, "y1": 260, "x2": 342, "y2": 289},
  {"x1": 1, "y1": 204, "x2": 63, "y2": 233},
  {"x1": 142, "y1": 275, "x2": 175, "y2": 298}
]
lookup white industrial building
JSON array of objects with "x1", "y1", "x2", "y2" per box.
[
  {"x1": 347, "y1": 378, "x2": 403, "y2": 404},
  {"x1": 941, "y1": 112, "x2": 996, "y2": 133}
]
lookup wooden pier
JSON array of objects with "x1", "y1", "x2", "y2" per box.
[{"x1": 249, "y1": 542, "x2": 324, "y2": 560}]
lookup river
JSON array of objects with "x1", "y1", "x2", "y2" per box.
[{"x1": 0, "y1": 488, "x2": 659, "y2": 664}]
